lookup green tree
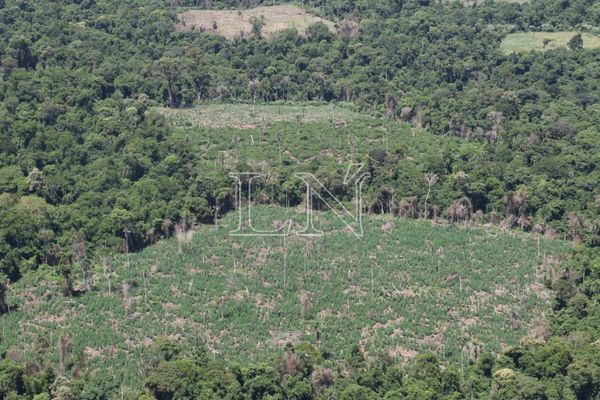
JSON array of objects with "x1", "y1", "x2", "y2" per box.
[
  {"x1": 339, "y1": 384, "x2": 379, "y2": 400},
  {"x1": 0, "y1": 359, "x2": 25, "y2": 398},
  {"x1": 154, "y1": 57, "x2": 185, "y2": 108},
  {"x1": 8, "y1": 35, "x2": 36, "y2": 69},
  {"x1": 145, "y1": 360, "x2": 202, "y2": 400},
  {"x1": 250, "y1": 16, "x2": 266, "y2": 38},
  {"x1": 568, "y1": 33, "x2": 583, "y2": 51}
]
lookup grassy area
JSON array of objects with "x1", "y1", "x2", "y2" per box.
[
  {"x1": 176, "y1": 5, "x2": 335, "y2": 39},
  {"x1": 501, "y1": 31, "x2": 600, "y2": 53},
  {"x1": 155, "y1": 103, "x2": 369, "y2": 129},
  {"x1": 154, "y1": 102, "x2": 432, "y2": 172},
  {"x1": 0, "y1": 206, "x2": 568, "y2": 389}
]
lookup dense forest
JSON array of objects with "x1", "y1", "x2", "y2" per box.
[{"x1": 0, "y1": 0, "x2": 599, "y2": 398}]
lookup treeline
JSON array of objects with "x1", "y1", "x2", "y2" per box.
[
  {"x1": 2, "y1": 330, "x2": 600, "y2": 399},
  {"x1": 173, "y1": 0, "x2": 600, "y2": 27}
]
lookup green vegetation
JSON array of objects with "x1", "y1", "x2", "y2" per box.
[
  {"x1": 154, "y1": 102, "x2": 367, "y2": 128},
  {"x1": 0, "y1": 207, "x2": 566, "y2": 398},
  {"x1": 500, "y1": 31, "x2": 600, "y2": 53},
  {"x1": 1, "y1": 0, "x2": 600, "y2": 398},
  {"x1": 0, "y1": 207, "x2": 567, "y2": 391}
]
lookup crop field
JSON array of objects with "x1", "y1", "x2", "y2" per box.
[
  {"x1": 0, "y1": 206, "x2": 568, "y2": 389},
  {"x1": 176, "y1": 5, "x2": 335, "y2": 39},
  {"x1": 501, "y1": 31, "x2": 600, "y2": 53}
]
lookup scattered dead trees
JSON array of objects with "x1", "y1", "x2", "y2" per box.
[
  {"x1": 504, "y1": 188, "x2": 526, "y2": 218},
  {"x1": 248, "y1": 79, "x2": 260, "y2": 103},
  {"x1": 175, "y1": 221, "x2": 194, "y2": 254},
  {"x1": 472, "y1": 210, "x2": 484, "y2": 224},
  {"x1": 384, "y1": 93, "x2": 397, "y2": 121},
  {"x1": 311, "y1": 367, "x2": 335, "y2": 395},
  {"x1": 370, "y1": 188, "x2": 396, "y2": 215},
  {"x1": 368, "y1": 172, "x2": 581, "y2": 246},
  {"x1": 503, "y1": 187, "x2": 535, "y2": 232},
  {"x1": 445, "y1": 198, "x2": 472, "y2": 224},
  {"x1": 486, "y1": 110, "x2": 503, "y2": 143},
  {"x1": 400, "y1": 106, "x2": 413, "y2": 122},
  {"x1": 422, "y1": 172, "x2": 439, "y2": 216},
  {"x1": 72, "y1": 232, "x2": 91, "y2": 292},
  {"x1": 335, "y1": 19, "x2": 358, "y2": 37},
  {"x1": 533, "y1": 223, "x2": 544, "y2": 257},
  {"x1": 568, "y1": 212, "x2": 584, "y2": 242},
  {"x1": 122, "y1": 281, "x2": 134, "y2": 320},
  {"x1": 299, "y1": 291, "x2": 311, "y2": 320},
  {"x1": 395, "y1": 196, "x2": 419, "y2": 218},
  {"x1": 162, "y1": 218, "x2": 173, "y2": 239},
  {"x1": 102, "y1": 256, "x2": 114, "y2": 295},
  {"x1": 57, "y1": 336, "x2": 72, "y2": 376}
]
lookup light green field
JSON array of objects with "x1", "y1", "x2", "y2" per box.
[
  {"x1": 152, "y1": 102, "x2": 432, "y2": 174},
  {"x1": 154, "y1": 103, "x2": 371, "y2": 129},
  {"x1": 0, "y1": 206, "x2": 568, "y2": 390},
  {"x1": 501, "y1": 31, "x2": 600, "y2": 53}
]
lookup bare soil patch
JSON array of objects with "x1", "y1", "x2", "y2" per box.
[{"x1": 176, "y1": 5, "x2": 335, "y2": 39}]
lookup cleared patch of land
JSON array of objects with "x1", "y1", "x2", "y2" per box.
[
  {"x1": 154, "y1": 103, "x2": 370, "y2": 129},
  {"x1": 501, "y1": 31, "x2": 600, "y2": 53},
  {"x1": 176, "y1": 5, "x2": 335, "y2": 39},
  {"x1": 154, "y1": 102, "x2": 432, "y2": 176},
  {"x1": 0, "y1": 206, "x2": 567, "y2": 387}
]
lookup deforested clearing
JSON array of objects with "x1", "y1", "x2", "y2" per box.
[
  {"x1": 0, "y1": 206, "x2": 568, "y2": 387},
  {"x1": 154, "y1": 103, "x2": 368, "y2": 129},
  {"x1": 501, "y1": 31, "x2": 600, "y2": 53},
  {"x1": 176, "y1": 5, "x2": 336, "y2": 39}
]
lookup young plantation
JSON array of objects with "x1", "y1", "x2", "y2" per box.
[{"x1": 0, "y1": 206, "x2": 568, "y2": 390}]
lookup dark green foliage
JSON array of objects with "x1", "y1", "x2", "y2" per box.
[
  {"x1": 0, "y1": 278, "x2": 7, "y2": 314},
  {"x1": 0, "y1": 0, "x2": 599, "y2": 398},
  {"x1": 568, "y1": 33, "x2": 584, "y2": 51},
  {"x1": 0, "y1": 359, "x2": 25, "y2": 398},
  {"x1": 339, "y1": 384, "x2": 379, "y2": 400},
  {"x1": 144, "y1": 360, "x2": 203, "y2": 400}
]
